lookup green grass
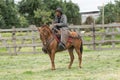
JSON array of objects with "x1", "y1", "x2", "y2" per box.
[
  {"x1": 0, "y1": 50, "x2": 120, "y2": 80},
  {"x1": 0, "y1": 31, "x2": 120, "y2": 80}
]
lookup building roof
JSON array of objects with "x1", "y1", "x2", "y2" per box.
[{"x1": 80, "y1": 11, "x2": 100, "y2": 15}]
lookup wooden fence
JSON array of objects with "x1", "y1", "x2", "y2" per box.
[
  {"x1": 0, "y1": 26, "x2": 41, "y2": 55},
  {"x1": 0, "y1": 23, "x2": 120, "y2": 54},
  {"x1": 69, "y1": 23, "x2": 120, "y2": 50}
]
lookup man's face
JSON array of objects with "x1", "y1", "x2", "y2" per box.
[{"x1": 55, "y1": 11, "x2": 61, "y2": 17}]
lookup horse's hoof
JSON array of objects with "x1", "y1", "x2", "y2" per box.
[
  {"x1": 79, "y1": 66, "x2": 82, "y2": 68},
  {"x1": 68, "y1": 67, "x2": 71, "y2": 69},
  {"x1": 51, "y1": 68, "x2": 56, "y2": 70}
]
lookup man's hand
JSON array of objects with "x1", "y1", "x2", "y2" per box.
[{"x1": 53, "y1": 23, "x2": 57, "y2": 26}]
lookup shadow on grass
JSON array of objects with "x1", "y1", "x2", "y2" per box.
[{"x1": 40, "y1": 66, "x2": 82, "y2": 73}]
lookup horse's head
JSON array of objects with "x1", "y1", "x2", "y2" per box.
[{"x1": 38, "y1": 25, "x2": 52, "y2": 45}]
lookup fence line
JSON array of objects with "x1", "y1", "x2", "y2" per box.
[
  {"x1": 69, "y1": 23, "x2": 120, "y2": 50},
  {"x1": 0, "y1": 23, "x2": 120, "y2": 54}
]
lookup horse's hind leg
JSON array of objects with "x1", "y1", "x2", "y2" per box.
[
  {"x1": 75, "y1": 46, "x2": 82, "y2": 68},
  {"x1": 68, "y1": 47, "x2": 74, "y2": 69}
]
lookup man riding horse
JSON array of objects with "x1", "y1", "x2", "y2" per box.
[
  {"x1": 38, "y1": 8, "x2": 83, "y2": 70},
  {"x1": 42, "y1": 7, "x2": 69, "y2": 53}
]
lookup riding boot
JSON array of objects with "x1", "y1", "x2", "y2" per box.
[
  {"x1": 58, "y1": 42, "x2": 66, "y2": 50},
  {"x1": 58, "y1": 28, "x2": 69, "y2": 50},
  {"x1": 42, "y1": 47, "x2": 47, "y2": 54}
]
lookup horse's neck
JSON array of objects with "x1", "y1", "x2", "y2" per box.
[
  {"x1": 47, "y1": 29, "x2": 56, "y2": 41},
  {"x1": 48, "y1": 32, "x2": 54, "y2": 40}
]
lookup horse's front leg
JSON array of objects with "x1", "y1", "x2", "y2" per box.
[{"x1": 50, "y1": 50, "x2": 56, "y2": 70}]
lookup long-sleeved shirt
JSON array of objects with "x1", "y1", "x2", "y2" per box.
[{"x1": 54, "y1": 14, "x2": 68, "y2": 27}]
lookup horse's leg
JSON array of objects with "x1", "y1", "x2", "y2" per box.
[
  {"x1": 50, "y1": 50, "x2": 56, "y2": 70},
  {"x1": 48, "y1": 53, "x2": 52, "y2": 61},
  {"x1": 68, "y1": 47, "x2": 74, "y2": 69},
  {"x1": 75, "y1": 45, "x2": 82, "y2": 68}
]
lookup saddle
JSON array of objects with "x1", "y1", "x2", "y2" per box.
[{"x1": 54, "y1": 30, "x2": 78, "y2": 43}]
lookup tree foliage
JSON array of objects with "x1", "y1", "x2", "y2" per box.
[
  {"x1": 84, "y1": 16, "x2": 94, "y2": 24},
  {"x1": 18, "y1": 0, "x2": 81, "y2": 26},
  {"x1": 64, "y1": 1, "x2": 81, "y2": 24},
  {"x1": 97, "y1": 0, "x2": 120, "y2": 24},
  {"x1": 114, "y1": 0, "x2": 120, "y2": 22},
  {"x1": 34, "y1": 9, "x2": 52, "y2": 26},
  {"x1": 19, "y1": 15, "x2": 29, "y2": 27},
  {"x1": 0, "y1": 0, "x2": 20, "y2": 28},
  {"x1": 0, "y1": 0, "x2": 81, "y2": 28}
]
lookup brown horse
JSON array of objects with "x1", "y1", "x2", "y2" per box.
[{"x1": 38, "y1": 25, "x2": 83, "y2": 70}]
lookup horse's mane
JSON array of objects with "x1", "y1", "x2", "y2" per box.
[
  {"x1": 41, "y1": 24, "x2": 48, "y2": 28},
  {"x1": 41, "y1": 25, "x2": 52, "y2": 34}
]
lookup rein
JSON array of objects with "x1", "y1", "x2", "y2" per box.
[
  {"x1": 45, "y1": 36, "x2": 54, "y2": 47},
  {"x1": 43, "y1": 33, "x2": 55, "y2": 53}
]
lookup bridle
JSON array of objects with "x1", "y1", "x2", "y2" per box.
[{"x1": 40, "y1": 27, "x2": 55, "y2": 52}]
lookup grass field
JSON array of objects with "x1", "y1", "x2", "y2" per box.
[{"x1": 0, "y1": 50, "x2": 120, "y2": 80}]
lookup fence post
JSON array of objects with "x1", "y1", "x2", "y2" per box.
[
  {"x1": 12, "y1": 26, "x2": 17, "y2": 55},
  {"x1": 112, "y1": 28, "x2": 115, "y2": 48},
  {"x1": 31, "y1": 26, "x2": 36, "y2": 54},
  {"x1": 92, "y1": 20, "x2": 96, "y2": 50}
]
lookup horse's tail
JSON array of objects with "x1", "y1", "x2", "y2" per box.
[
  {"x1": 80, "y1": 40, "x2": 83, "y2": 54},
  {"x1": 78, "y1": 34, "x2": 83, "y2": 54}
]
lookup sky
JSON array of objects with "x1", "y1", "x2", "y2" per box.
[
  {"x1": 71, "y1": 0, "x2": 115, "y2": 12},
  {"x1": 15, "y1": 0, "x2": 115, "y2": 12}
]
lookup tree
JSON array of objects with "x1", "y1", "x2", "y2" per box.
[
  {"x1": 64, "y1": 1, "x2": 81, "y2": 24},
  {"x1": 0, "y1": 0, "x2": 20, "y2": 28},
  {"x1": 34, "y1": 9, "x2": 52, "y2": 26},
  {"x1": 19, "y1": 15, "x2": 29, "y2": 27},
  {"x1": 114, "y1": 0, "x2": 120, "y2": 22},
  {"x1": 84, "y1": 16, "x2": 94, "y2": 24},
  {"x1": 0, "y1": 14, "x2": 6, "y2": 28},
  {"x1": 97, "y1": 0, "x2": 120, "y2": 24},
  {"x1": 0, "y1": 0, "x2": 6, "y2": 28},
  {"x1": 18, "y1": 0, "x2": 81, "y2": 26},
  {"x1": 18, "y1": 0, "x2": 43, "y2": 25}
]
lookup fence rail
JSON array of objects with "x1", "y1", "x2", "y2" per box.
[{"x1": 0, "y1": 23, "x2": 120, "y2": 54}]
